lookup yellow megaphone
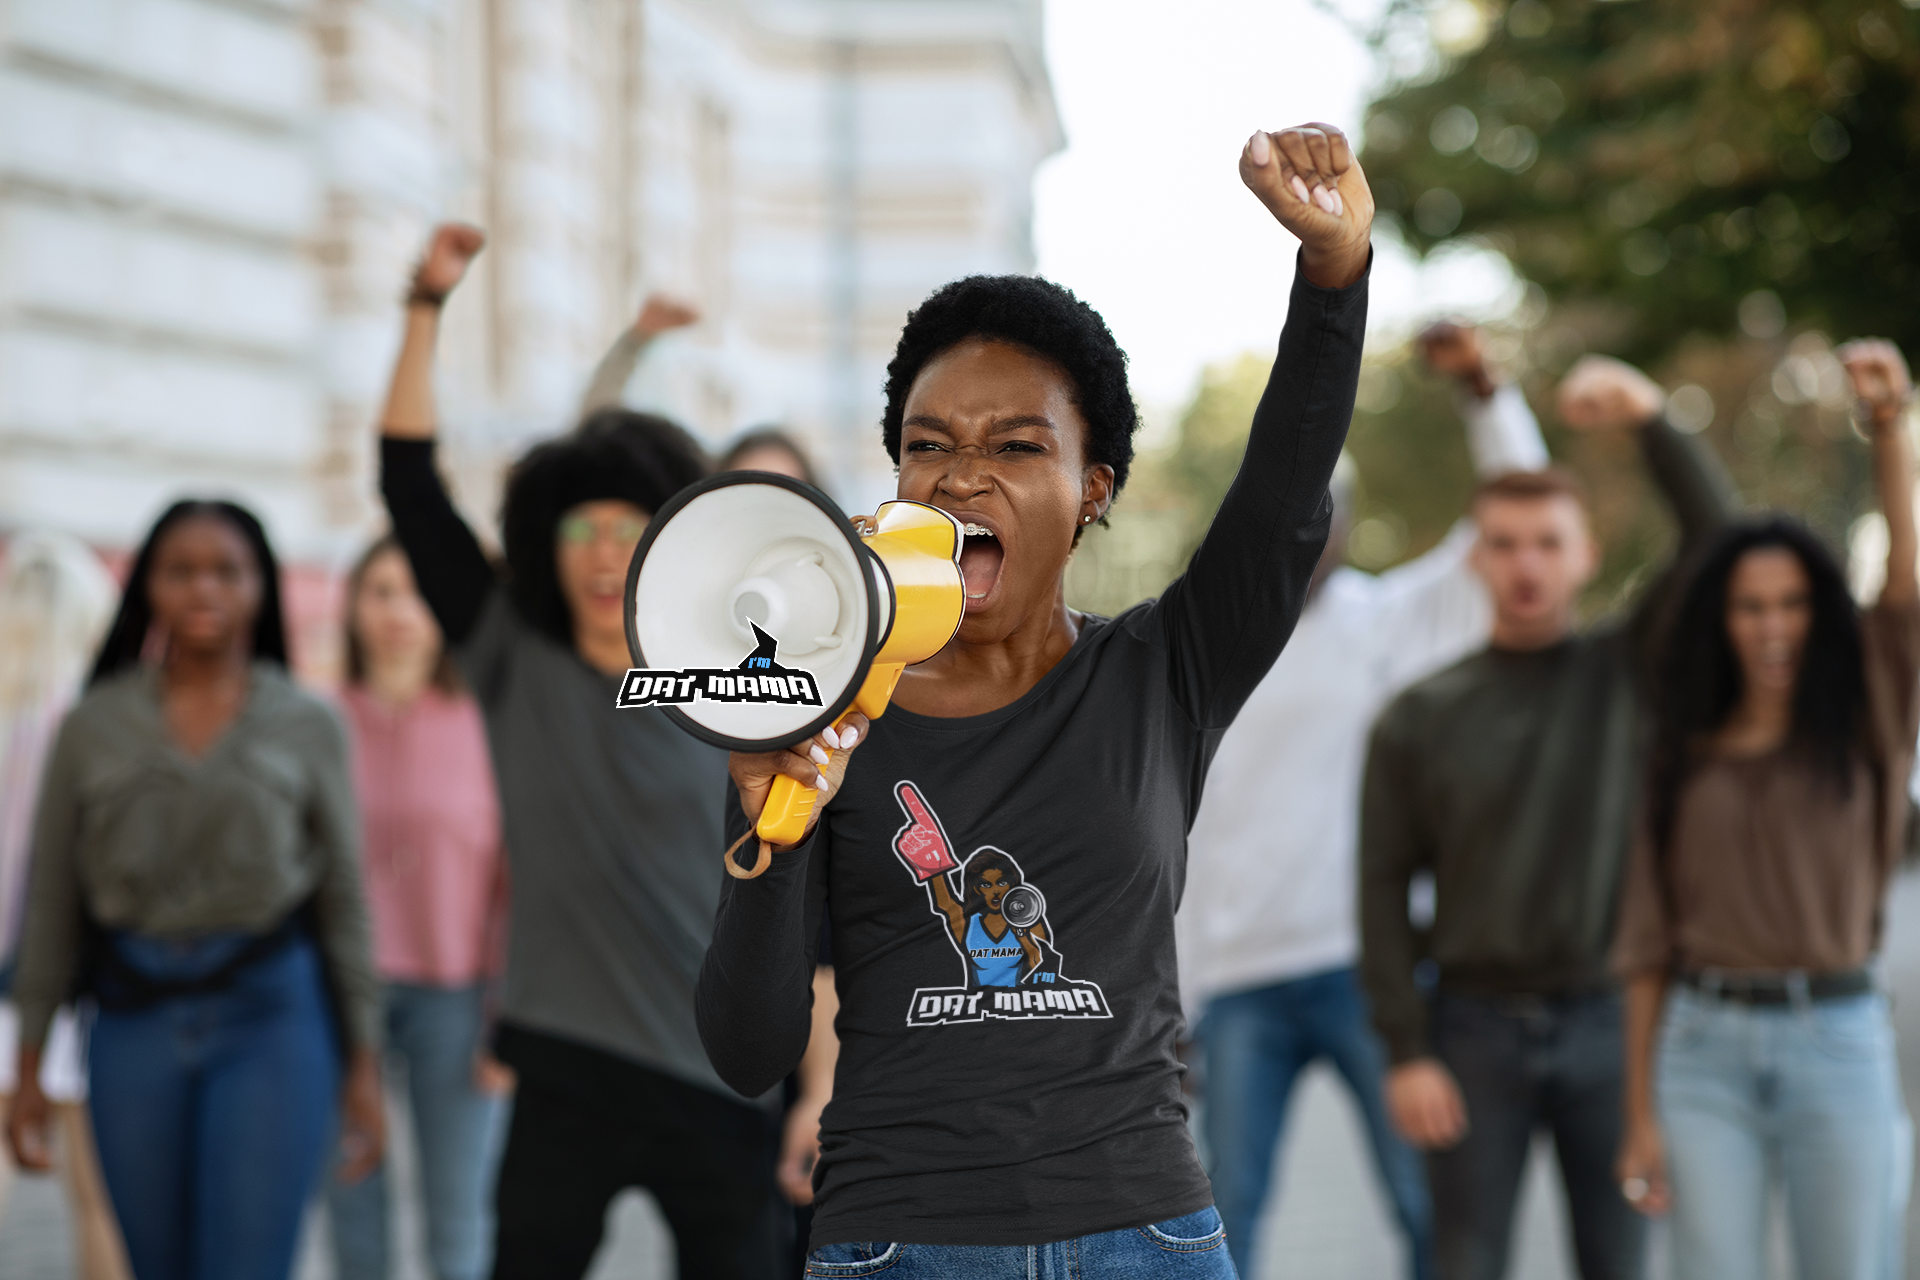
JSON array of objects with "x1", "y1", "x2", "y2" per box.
[{"x1": 621, "y1": 473, "x2": 965, "y2": 868}]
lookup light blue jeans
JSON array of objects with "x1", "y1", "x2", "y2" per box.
[
  {"x1": 327, "y1": 983, "x2": 508, "y2": 1280},
  {"x1": 1658, "y1": 986, "x2": 1912, "y2": 1280},
  {"x1": 804, "y1": 1208, "x2": 1236, "y2": 1278},
  {"x1": 1201, "y1": 968, "x2": 1431, "y2": 1280}
]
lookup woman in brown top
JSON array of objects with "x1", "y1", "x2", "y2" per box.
[{"x1": 1613, "y1": 340, "x2": 1919, "y2": 1280}]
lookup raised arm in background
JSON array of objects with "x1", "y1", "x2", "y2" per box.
[
  {"x1": 1557, "y1": 355, "x2": 1739, "y2": 653},
  {"x1": 377, "y1": 225, "x2": 496, "y2": 646},
  {"x1": 1367, "y1": 323, "x2": 1551, "y2": 689},
  {"x1": 1840, "y1": 340, "x2": 1917, "y2": 606},
  {"x1": 578, "y1": 295, "x2": 700, "y2": 418}
]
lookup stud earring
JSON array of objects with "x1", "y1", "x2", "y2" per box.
[{"x1": 1083, "y1": 514, "x2": 1093, "y2": 524}]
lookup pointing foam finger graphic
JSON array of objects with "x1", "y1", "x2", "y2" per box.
[{"x1": 892, "y1": 781, "x2": 960, "y2": 882}]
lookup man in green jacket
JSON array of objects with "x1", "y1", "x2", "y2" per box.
[{"x1": 1359, "y1": 356, "x2": 1736, "y2": 1280}]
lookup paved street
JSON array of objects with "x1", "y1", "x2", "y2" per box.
[{"x1": 11, "y1": 871, "x2": 1920, "y2": 1279}]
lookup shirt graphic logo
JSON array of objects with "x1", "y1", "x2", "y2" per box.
[
  {"x1": 615, "y1": 623, "x2": 823, "y2": 709},
  {"x1": 891, "y1": 781, "x2": 1112, "y2": 1028}
]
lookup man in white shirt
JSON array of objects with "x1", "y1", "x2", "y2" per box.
[{"x1": 1180, "y1": 325, "x2": 1548, "y2": 1280}]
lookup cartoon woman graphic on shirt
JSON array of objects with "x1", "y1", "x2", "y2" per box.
[{"x1": 891, "y1": 781, "x2": 1060, "y2": 988}]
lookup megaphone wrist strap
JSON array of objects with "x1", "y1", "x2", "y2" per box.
[{"x1": 723, "y1": 828, "x2": 775, "y2": 879}]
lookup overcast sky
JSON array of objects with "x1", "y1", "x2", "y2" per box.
[{"x1": 1033, "y1": 0, "x2": 1522, "y2": 417}]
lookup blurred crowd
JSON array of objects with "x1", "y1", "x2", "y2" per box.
[{"x1": 0, "y1": 204, "x2": 1916, "y2": 1280}]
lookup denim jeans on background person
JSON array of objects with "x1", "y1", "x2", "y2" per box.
[
  {"x1": 328, "y1": 982, "x2": 508, "y2": 1280},
  {"x1": 1427, "y1": 989, "x2": 1642, "y2": 1280},
  {"x1": 803, "y1": 1208, "x2": 1237, "y2": 1278},
  {"x1": 1200, "y1": 967, "x2": 1433, "y2": 1280},
  {"x1": 1658, "y1": 985, "x2": 1911, "y2": 1280},
  {"x1": 88, "y1": 931, "x2": 342, "y2": 1280}
]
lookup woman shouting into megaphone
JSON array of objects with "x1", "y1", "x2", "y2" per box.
[{"x1": 701, "y1": 123, "x2": 1373, "y2": 1279}]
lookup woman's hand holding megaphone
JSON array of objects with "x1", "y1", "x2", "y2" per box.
[{"x1": 730, "y1": 711, "x2": 872, "y2": 850}]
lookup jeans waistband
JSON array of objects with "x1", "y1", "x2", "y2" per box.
[
  {"x1": 93, "y1": 916, "x2": 306, "y2": 1011},
  {"x1": 1677, "y1": 967, "x2": 1872, "y2": 1005}
]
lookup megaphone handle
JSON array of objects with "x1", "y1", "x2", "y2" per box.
[{"x1": 756, "y1": 771, "x2": 823, "y2": 849}]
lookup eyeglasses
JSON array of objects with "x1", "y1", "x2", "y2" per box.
[{"x1": 558, "y1": 514, "x2": 649, "y2": 547}]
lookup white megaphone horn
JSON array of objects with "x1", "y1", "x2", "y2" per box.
[{"x1": 622, "y1": 473, "x2": 966, "y2": 871}]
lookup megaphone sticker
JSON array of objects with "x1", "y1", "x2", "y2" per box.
[{"x1": 616, "y1": 623, "x2": 825, "y2": 710}]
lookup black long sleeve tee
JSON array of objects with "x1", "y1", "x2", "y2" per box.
[
  {"x1": 696, "y1": 259, "x2": 1367, "y2": 1249},
  {"x1": 1358, "y1": 418, "x2": 1737, "y2": 1064}
]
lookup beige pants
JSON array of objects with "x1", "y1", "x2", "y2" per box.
[{"x1": 0, "y1": 1099, "x2": 131, "y2": 1280}]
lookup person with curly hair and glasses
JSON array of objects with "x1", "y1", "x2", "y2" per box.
[
  {"x1": 376, "y1": 226, "x2": 787, "y2": 1279},
  {"x1": 1613, "y1": 340, "x2": 1920, "y2": 1280}
]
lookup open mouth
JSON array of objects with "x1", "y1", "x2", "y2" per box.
[{"x1": 958, "y1": 523, "x2": 1005, "y2": 608}]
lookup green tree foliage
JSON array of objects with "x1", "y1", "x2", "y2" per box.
[{"x1": 1359, "y1": 0, "x2": 1920, "y2": 363}]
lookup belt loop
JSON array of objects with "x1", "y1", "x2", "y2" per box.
[{"x1": 1787, "y1": 970, "x2": 1812, "y2": 1012}]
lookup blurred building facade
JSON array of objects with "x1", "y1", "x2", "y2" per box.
[{"x1": 0, "y1": 0, "x2": 1060, "y2": 667}]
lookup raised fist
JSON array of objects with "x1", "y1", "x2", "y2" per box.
[
  {"x1": 1556, "y1": 355, "x2": 1665, "y2": 433},
  {"x1": 1240, "y1": 122, "x2": 1374, "y2": 290},
  {"x1": 636, "y1": 294, "x2": 700, "y2": 337},
  {"x1": 1836, "y1": 339, "x2": 1913, "y2": 430},
  {"x1": 892, "y1": 782, "x2": 959, "y2": 883},
  {"x1": 1418, "y1": 321, "x2": 1494, "y2": 397},
  {"x1": 413, "y1": 223, "x2": 486, "y2": 300}
]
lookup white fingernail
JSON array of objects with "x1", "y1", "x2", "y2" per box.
[
  {"x1": 842, "y1": 726, "x2": 859, "y2": 748},
  {"x1": 810, "y1": 745, "x2": 829, "y2": 766},
  {"x1": 1249, "y1": 131, "x2": 1270, "y2": 166},
  {"x1": 822, "y1": 726, "x2": 842, "y2": 750},
  {"x1": 1290, "y1": 175, "x2": 1311, "y2": 204},
  {"x1": 1329, "y1": 189, "x2": 1344, "y2": 217},
  {"x1": 1312, "y1": 186, "x2": 1334, "y2": 213}
]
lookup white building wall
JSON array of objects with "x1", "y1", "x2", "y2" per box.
[{"x1": 0, "y1": 0, "x2": 1060, "y2": 652}]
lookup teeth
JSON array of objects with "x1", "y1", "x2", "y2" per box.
[{"x1": 963, "y1": 524, "x2": 995, "y2": 538}]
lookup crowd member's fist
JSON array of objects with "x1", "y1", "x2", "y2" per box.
[
  {"x1": 1556, "y1": 355, "x2": 1665, "y2": 432},
  {"x1": 1240, "y1": 122, "x2": 1374, "y2": 290},
  {"x1": 636, "y1": 294, "x2": 700, "y2": 337},
  {"x1": 5, "y1": 1074, "x2": 52, "y2": 1171},
  {"x1": 1837, "y1": 339, "x2": 1913, "y2": 431},
  {"x1": 1386, "y1": 1058, "x2": 1467, "y2": 1149},
  {"x1": 1419, "y1": 321, "x2": 1495, "y2": 398},
  {"x1": 1615, "y1": 1118, "x2": 1671, "y2": 1217},
  {"x1": 778, "y1": 1098, "x2": 825, "y2": 1205},
  {"x1": 412, "y1": 223, "x2": 486, "y2": 300}
]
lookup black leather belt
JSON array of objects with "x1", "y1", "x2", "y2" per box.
[{"x1": 1677, "y1": 968, "x2": 1872, "y2": 1005}]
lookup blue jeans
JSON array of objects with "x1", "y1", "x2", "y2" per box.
[
  {"x1": 803, "y1": 1208, "x2": 1236, "y2": 1278},
  {"x1": 328, "y1": 983, "x2": 507, "y2": 1280},
  {"x1": 88, "y1": 930, "x2": 341, "y2": 1280},
  {"x1": 1658, "y1": 986, "x2": 1911, "y2": 1280},
  {"x1": 1201, "y1": 967, "x2": 1432, "y2": 1280},
  {"x1": 1427, "y1": 990, "x2": 1642, "y2": 1280}
]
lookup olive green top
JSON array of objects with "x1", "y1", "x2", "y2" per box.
[{"x1": 13, "y1": 664, "x2": 380, "y2": 1050}]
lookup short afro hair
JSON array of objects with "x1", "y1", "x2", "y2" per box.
[
  {"x1": 881, "y1": 275, "x2": 1139, "y2": 495},
  {"x1": 501, "y1": 408, "x2": 709, "y2": 644}
]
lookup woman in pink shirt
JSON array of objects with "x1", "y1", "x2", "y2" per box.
[{"x1": 328, "y1": 536, "x2": 509, "y2": 1280}]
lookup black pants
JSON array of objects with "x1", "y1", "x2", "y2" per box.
[
  {"x1": 491, "y1": 1025, "x2": 784, "y2": 1280},
  {"x1": 1427, "y1": 991, "x2": 1645, "y2": 1280}
]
